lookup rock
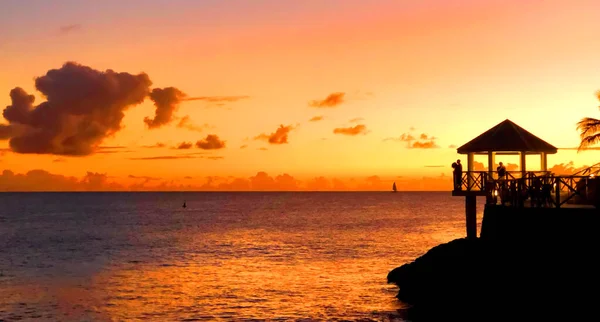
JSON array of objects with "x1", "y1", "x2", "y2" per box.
[{"x1": 387, "y1": 235, "x2": 600, "y2": 320}]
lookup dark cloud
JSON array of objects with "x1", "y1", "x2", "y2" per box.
[
  {"x1": 176, "y1": 142, "x2": 193, "y2": 149},
  {"x1": 141, "y1": 142, "x2": 166, "y2": 148},
  {"x1": 183, "y1": 151, "x2": 209, "y2": 156},
  {"x1": 128, "y1": 155, "x2": 198, "y2": 160},
  {"x1": 309, "y1": 92, "x2": 345, "y2": 108},
  {"x1": 177, "y1": 115, "x2": 211, "y2": 132},
  {"x1": 384, "y1": 131, "x2": 438, "y2": 148},
  {"x1": 195, "y1": 134, "x2": 226, "y2": 150},
  {"x1": 333, "y1": 124, "x2": 368, "y2": 136},
  {"x1": 144, "y1": 87, "x2": 186, "y2": 129},
  {"x1": 59, "y1": 24, "x2": 81, "y2": 34},
  {"x1": 0, "y1": 62, "x2": 152, "y2": 155},
  {"x1": 255, "y1": 125, "x2": 294, "y2": 144},
  {"x1": 309, "y1": 115, "x2": 324, "y2": 122}
]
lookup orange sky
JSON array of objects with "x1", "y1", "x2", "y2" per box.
[{"x1": 1, "y1": 0, "x2": 599, "y2": 191}]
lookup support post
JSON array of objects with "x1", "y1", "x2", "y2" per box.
[
  {"x1": 465, "y1": 195, "x2": 477, "y2": 239},
  {"x1": 519, "y1": 151, "x2": 527, "y2": 178},
  {"x1": 540, "y1": 152, "x2": 547, "y2": 172},
  {"x1": 487, "y1": 151, "x2": 495, "y2": 180},
  {"x1": 467, "y1": 152, "x2": 474, "y2": 190}
]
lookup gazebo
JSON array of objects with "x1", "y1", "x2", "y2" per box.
[
  {"x1": 457, "y1": 119, "x2": 558, "y2": 182},
  {"x1": 453, "y1": 119, "x2": 558, "y2": 239}
]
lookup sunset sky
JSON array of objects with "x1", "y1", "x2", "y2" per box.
[{"x1": 1, "y1": 0, "x2": 600, "y2": 191}]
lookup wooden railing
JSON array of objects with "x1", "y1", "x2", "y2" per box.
[{"x1": 453, "y1": 170, "x2": 599, "y2": 208}]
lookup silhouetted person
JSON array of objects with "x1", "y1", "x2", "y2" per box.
[
  {"x1": 541, "y1": 183, "x2": 552, "y2": 207},
  {"x1": 452, "y1": 159, "x2": 462, "y2": 190},
  {"x1": 497, "y1": 162, "x2": 506, "y2": 179},
  {"x1": 510, "y1": 180, "x2": 517, "y2": 206}
]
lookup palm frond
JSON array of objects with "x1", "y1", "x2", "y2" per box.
[
  {"x1": 578, "y1": 133, "x2": 600, "y2": 152},
  {"x1": 576, "y1": 117, "x2": 600, "y2": 138}
]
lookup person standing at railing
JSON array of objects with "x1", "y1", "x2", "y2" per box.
[
  {"x1": 452, "y1": 159, "x2": 462, "y2": 190},
  {"x1": 497, "y1": 162, "x2": 507, "y2": 179},
  {"x1": 496, "y1": 162, "x2": 507, "y2": 203}
]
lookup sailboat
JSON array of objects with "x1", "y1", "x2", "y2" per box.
[{"x1": 392, "y1": 182, "x2": 397, "y2": 193}]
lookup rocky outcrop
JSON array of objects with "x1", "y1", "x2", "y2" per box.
[{"x1": 388, "y1": 206, "x2": 600, "y2": 321}]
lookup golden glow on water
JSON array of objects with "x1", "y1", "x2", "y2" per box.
[{"x1": 0, "y1": 192, "x2": 473, "y2": 320}]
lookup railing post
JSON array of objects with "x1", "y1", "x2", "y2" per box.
[
  {"x1": 555, "y1": 179, "x2": 561, "y2": 208},
  {"x1": 467, "y1": 153, "x2": 474, "y2": 190}
]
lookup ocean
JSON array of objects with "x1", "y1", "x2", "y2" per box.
[{"x1": 0, "y1": 192, "x2": 484, "y2": 321}]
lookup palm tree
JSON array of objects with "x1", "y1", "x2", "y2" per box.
[{"x1": 577, "y1": 91, "x2": 600, "y2": 152}]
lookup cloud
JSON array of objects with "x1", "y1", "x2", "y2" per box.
[
  {"x1": 333, "y1": 124, "x2": 368, "y2": 136},
  {"x1": 59, "y1": 24, "x2": 81, "y2": 34},
  {"x1": 255, "y1": 125, "x2": 294, "y2": 144},
  {"x1": 0, "y1": 62, "x2": 156, "y2": 155},
  {"x1": 0, "y1": 168, "x2": 510, "y2": 191},
  {"x1": 258, "y1": 147, "x2": 268, "y2": 151},
  {"x1": 448, "y1": 144, "x2": 457, "y2": 148},
  {"x1": 424, "y1": 165, "x2": 445, "y2": 168},
  {"x1": 185, "y1": 96, "x2": 250, "y2": 103},
  {"x1": 384, "y1": 131, "x2": 439, "y2": 148},
  {"x1": 309, "y1": 115, "x2": 324, "y2": 122},
  {"x1": 141, "y1": 143, "x2": 166, "y2": 148},
  {"x1": 176, "y1": 115, "x2": 211, "y2": 132},
  {"x1": 0, "y1": 169, "x2": 123, "y2": 191},
  {"x1": 240, "y1": 145, "x2": 248, "y2": 149},
  {"x1": 306, "y1": 176, "x2": 331, "y2": 191},
  {"x1": 52, "y1": 158, "x2": 66, "y2": 163},
  {"x1": 128, "y1": 155, "x2": 198, "y2": 160},
  {"x1": 309, "y1": 92, "x2": 345, "y2": 108},
  {"x1": 195, "y1": 134, "x2": 226, "y2": 150},
  {"x1": 128, "y1": 175, "x2": 159, "y2": 180},
  {"x1": 548, "y1": 161, "x2": 590, "y2": 175},
  {"x1": 471, "y1": 161, "x2": 519, "y2": 171},
  {"x1": 144, "y1": 87, "x2": 186, "y2": 129},
  {"x1": 207, "y1": 156, "x2": 224, "y2": 160},
  {"x1": 349, "y1": 117, "x2": 364, "y2": 123},
  {"x1": 95, "y1": 146, "x2": 133, "y2": 154},
  {"x1": 176, "y1": 142, "x2": 193, "y2": 149}
]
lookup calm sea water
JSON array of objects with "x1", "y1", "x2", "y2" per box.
[{"x1": 0, "y1": 192, "x2": 484, "y2": 321}]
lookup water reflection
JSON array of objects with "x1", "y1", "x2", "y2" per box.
[{"x1": 0, "y1": 192, "x2": 468, "y2": 321}]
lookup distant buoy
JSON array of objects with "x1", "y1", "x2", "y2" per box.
[{"x1": 182, "y1": 201, "x2": 187, "y2": 208}]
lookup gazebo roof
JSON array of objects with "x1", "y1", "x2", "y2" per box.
[{"x1": 457, "y1": 119, "x2": 558, "y2": 154}]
